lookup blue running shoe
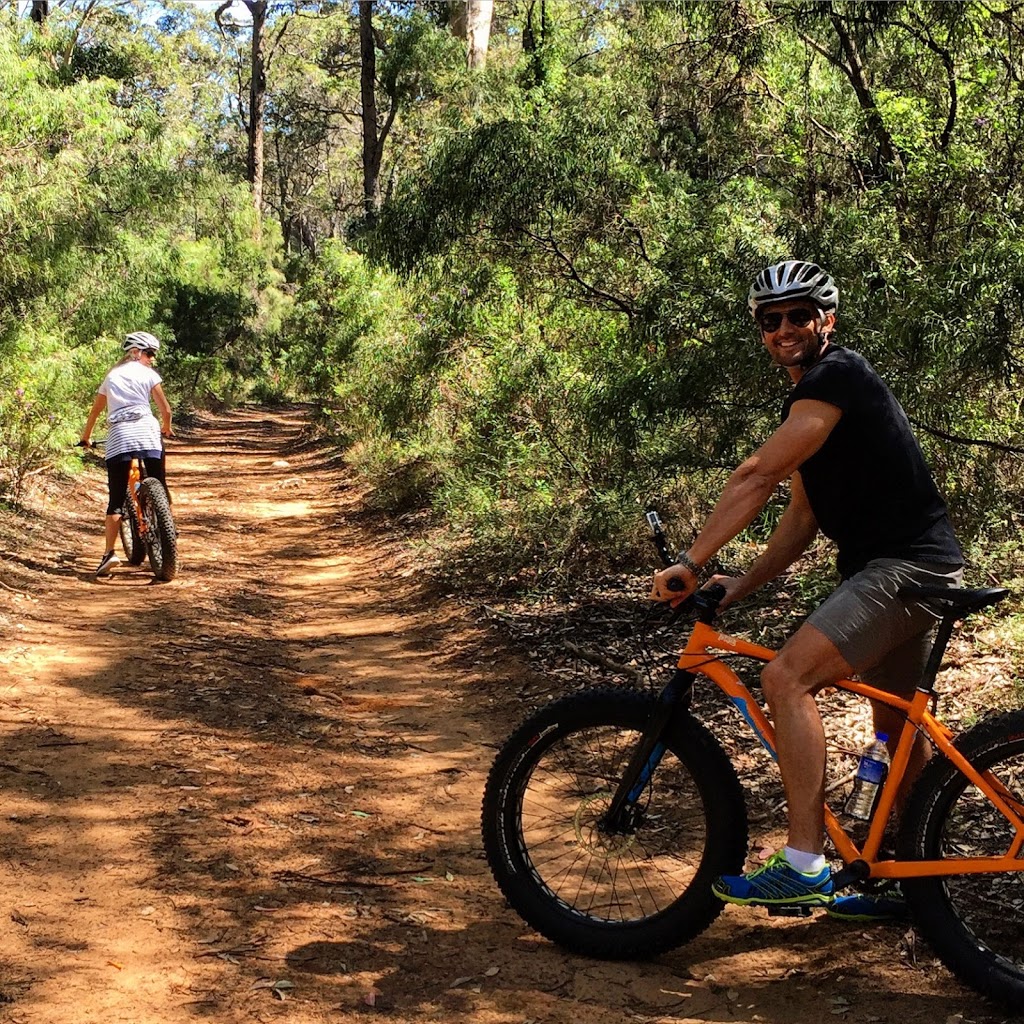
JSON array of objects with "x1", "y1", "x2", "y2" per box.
[
  {"x1": 712, "y1": 851, "x2": 834, "y2": 909},
  {"x1": 827, "y1": 883, "x2": 907, "y2": 922}
]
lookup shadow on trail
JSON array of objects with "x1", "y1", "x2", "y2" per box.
[{"x1": 0, "y1": 405, "x2": 986, "y2": 1023}]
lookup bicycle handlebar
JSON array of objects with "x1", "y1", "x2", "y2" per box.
[{"x1": 645, "y1": 509, "x2": 727, "y2": 623}]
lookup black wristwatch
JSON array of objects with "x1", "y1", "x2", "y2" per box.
[{"x1": 675, "y1": 550, "x2": 701, "y2": 577}]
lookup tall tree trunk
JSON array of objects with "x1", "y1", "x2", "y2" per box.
[
  {"x1": 828, "y1": 10, "x2": 902, "y2": 177},
  {"x1": 246, "y1": 0, "x2": 268, "y2": 231},
  {"x1": 450, "y1": 0, "x2": 493, "y2": 69},
  {"x1": 359, "y1": 0, "x2": 381, "y2": 222},
  {"x1": 215, "y1": 0, "x2": 267, "y2": 236}
]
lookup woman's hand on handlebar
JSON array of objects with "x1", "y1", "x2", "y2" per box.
[{"x1": 650, "y1": 564, "x2": 699, "y2": 604}]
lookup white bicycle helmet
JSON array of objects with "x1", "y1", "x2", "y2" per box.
[
  {"x1": 748, "y1": 261, "x2": 839, "y2": 318},
  {"x1": 123, "y1": 330, "x2": 160, "y2": 352}
]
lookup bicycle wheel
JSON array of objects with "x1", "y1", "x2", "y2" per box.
[
  {"x1": 898, "y1": 711, "x2": 1024, "y2": 1008},
  {"x1": 140, "y1": 477, "x2": 178, "y2": 582},
  {"x1": 481, "y1": 687, "x2": 748, "y2": 959},
  {"x1": 119, "y1": 492, "x2": 146, "y2": 565}
]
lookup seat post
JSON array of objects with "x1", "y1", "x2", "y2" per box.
[{"x1": 917, "y1": 615, "x2": 957, "y2": 692}]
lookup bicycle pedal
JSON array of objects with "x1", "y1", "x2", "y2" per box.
[{"x1": 767, "y1": 905, "x2": 815, "y2": 918}]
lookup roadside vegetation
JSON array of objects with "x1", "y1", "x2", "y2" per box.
[{"x1": 1, "y1": 1, "x2": 1022, "y2": 674}]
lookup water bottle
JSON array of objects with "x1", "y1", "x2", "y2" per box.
[{"x1": 845, "y1": 732, "x2": 890, "y2": 820}]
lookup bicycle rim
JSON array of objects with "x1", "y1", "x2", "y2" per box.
[
  {"x1": 513, "y1": 721, "x2": 714, "y2": 923},
  {"x1": 902, "y1": 719, "x2": 1024, "y2": 1004}
]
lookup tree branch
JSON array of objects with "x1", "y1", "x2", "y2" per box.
[
  {"x1": 890, "y1": 17, "x2": 957, "y2": 152},
  {"x1": 526, "y1": 220, "x2": 636, "y2": 318},
  {"x1": 909, "y1": 417, "x2": 1024, "y2": 456}
]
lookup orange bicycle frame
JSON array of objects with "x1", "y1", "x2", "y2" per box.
[
  {"x1": 126, "y1": 458, "x2": 147, "y2": 534},
  {"x1": 678, "y1": 621, "x2": 1024, "y2": 879}
]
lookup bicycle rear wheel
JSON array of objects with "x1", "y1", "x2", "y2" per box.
[
  {"x1": 119, "y1": 492, "x2": 146, "y2": 565},
  {"x1": 481, "y1": 688, "x2": 747, "y2": 959},
  {"x1": 141, "y1": 477, "x2": 178, "y2": 582},
  {"x1": 898, "y1": 711, "x2": 1024, "y2": 1008}
]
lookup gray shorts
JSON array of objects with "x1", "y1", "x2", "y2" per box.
[{"x1": 806, "y1": 558, "x2": 964, "y2": 693}]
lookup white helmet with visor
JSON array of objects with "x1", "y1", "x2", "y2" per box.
[
  {"x1": 748, "y1": 261, "x2": 839, "y2": 318},
  {"x1": 123, "y1": 330, "x2": 160, "y2": 353}
]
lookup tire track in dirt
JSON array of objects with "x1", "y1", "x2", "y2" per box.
[{"x1": 0, "y1": 407, "x2": 999, "y2": 1024}]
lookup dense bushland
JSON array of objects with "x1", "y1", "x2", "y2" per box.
[{"x1": 2, "y1": 1, "x2": 1023, "y2": 598}]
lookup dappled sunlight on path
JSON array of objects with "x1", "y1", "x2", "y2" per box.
[{"x1": 0, "y1": 406, "x2": 989, "y2": 1024}]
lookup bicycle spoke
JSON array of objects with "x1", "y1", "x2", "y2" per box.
[
  {"x1": 515, "y1": 722, "x2": 707, "y2": 922},
  {"x1": 937, "y1": 750, "x2": 1024, "y2": 970}
]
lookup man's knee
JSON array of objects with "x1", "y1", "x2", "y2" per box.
[
  {"x1": 761, "y1": 655, "x2": 819, "y2": 705},
  {"x1": 761, "y1": 627, "x2": 852, "y2": 704}
]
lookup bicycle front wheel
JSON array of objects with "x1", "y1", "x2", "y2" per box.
[
  {"x1": 481, "y1": 688, "x2": 748, "y2": 959},
  {"x1": 141, "y1": 477, "x2": 178, "y2": 582},
  {"x1": 898, "y1": 711, "x2": 1024, "y2": 1009}
]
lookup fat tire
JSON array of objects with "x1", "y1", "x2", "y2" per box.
[
  {"x1": 481, "y1": 687, "x2": 747, "y2": 959},
  {"x1": 119, "y1": 493, "x2": 146, "y2": 565},
  {"x1": 140, "y1": 477, "x2": 178, "y2": 582},
  {"x1": 897, "y1": 710, "x2": 1024, "y2": 1009}
]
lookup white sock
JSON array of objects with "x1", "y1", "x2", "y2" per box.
[{"x1": 783, "y1": 845, "x2": 826, "y2": 874}]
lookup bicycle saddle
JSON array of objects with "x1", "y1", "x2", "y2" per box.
[{"x1": 898, "y1": 585, "x2": 1009, "y2": 617}]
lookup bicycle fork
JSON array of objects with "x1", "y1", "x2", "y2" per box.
[{"x1": 598, "y1": 670, "x2": 697, "y2": 835}]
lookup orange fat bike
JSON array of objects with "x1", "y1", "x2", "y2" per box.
[
  {"x1": 119, "y1": 454, "x2": 177, "y2": 582},
  {"x1": 79, "y1": 441, "x2": 178, "y2": 582},
  {"x1": 481, "y1": 513, "x2": 1024, "y2": 1009}
]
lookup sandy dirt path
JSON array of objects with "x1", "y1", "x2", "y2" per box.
[{"x1": 0, "y1": 408, "x2": 1008, "y2": 1024}]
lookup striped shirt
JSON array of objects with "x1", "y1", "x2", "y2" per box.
[{"x1": 98, "y1": 361, "x2": 163, "y2": 461}]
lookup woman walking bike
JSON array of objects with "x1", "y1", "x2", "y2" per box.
[{"x1": 79, "y1": 331, "x2": 175, "y2": 578}]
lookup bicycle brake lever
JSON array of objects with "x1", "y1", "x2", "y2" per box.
[{"x1": 645, "y1": 509, "x2": 674, "y2": 568}]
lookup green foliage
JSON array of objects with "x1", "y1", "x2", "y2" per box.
[
  {"x1": 0, "y1": 383, "x2": 62, "y2": 509},
  {"x1": 345, "y1": 0, "x2": 1024, "y2": 585},
  {"x1": 5, "y1": 0, "x2": 1024, "y2": 599}
]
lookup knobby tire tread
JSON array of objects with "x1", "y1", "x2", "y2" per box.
[
  {"x1": 898, "y1": 710, "x2": 1024, "y2": 1010},
  {"x1": 140, "y1": 477, "x2": 177, "y2": 582},
  {"x1": 481, "y1": 687, "x2": 748, "y2": 959}
]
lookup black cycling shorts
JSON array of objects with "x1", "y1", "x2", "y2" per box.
[{"x1": 105, "y1": 454, "x2": 168, "y2": 515}]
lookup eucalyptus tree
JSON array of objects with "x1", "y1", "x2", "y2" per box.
[{"x1": 449, "y1": 0, "x2": 494, "y2": 67}]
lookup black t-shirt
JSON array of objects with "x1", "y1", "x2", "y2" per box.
[{"x1": 781, "y1": 346, "x2": 962, "y2": 578}]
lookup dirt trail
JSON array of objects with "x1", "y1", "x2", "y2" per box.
[{"x1": 0, "y1": 408, "x2": 1007, "y2": 1024}]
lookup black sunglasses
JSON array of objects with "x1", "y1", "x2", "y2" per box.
[{"x1": 757, "y1": 307, "x2": 818, "y2": 332}]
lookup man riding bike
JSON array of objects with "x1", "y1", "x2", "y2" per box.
[{"x1": 650, "y1": 261, "x2": 963, "y2": 920}]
